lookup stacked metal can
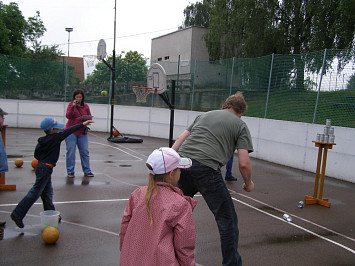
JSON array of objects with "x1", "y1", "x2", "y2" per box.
[{"x1": 316, "y1": 119, "x2": 335, "y2": 143}]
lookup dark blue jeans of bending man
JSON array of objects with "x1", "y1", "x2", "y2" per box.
[
  {"x1": 178, "y1": 159, "x2": 242, "y2": 266},
  {"x1": 11, "y1": 164, "x2": 55, "y2": 220}
]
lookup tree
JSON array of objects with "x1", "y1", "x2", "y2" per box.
[
  {"x1": 184, "y1": 0, "x2": 355, "y2": 90},
  {"x1": 0, "y1": 43, "x2": 65, "y2": 96},
  {"x1": 120, "y1": 51, "x2": 148, "y2": 85},
  {"x1": 0, "y1": 2, "x2": 67, "y2": 98},
  {"x1": 27, "y1": 41, "x2": 63, "y2": 59},
  {"x1": 83, "y1": 51, "x2": 148, "y2": 85},
  {"x1": 183, "y1": 0, "x2": 214, "y2": 28},
  {"x1": 203, "y1": 0, "x2": 354, "y2": 58},
  {"x1": 347, "y1": 74, "x2": 355, "y2": 91},
  {"x1": 0, "y1": 1, "x2": 46, "y2": 56}
]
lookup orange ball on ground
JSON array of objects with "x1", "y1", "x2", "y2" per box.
[{"x1": 31, "y1": 159, "x2": 38, "y2": 169}]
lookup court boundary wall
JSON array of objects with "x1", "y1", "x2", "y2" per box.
[{"x1": 1, "y1": 99, "x2": 354, "y2": 183}]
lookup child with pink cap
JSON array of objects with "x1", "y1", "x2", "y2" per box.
[{"x1": 119, "y1": 147, "x2": 197, "y2": 266}]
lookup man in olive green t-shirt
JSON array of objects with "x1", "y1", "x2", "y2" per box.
[{"x1": 172, "y1": 92, "x2": 254, "y2": 266}]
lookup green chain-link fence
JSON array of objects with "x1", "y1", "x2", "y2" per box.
[{"x1": 1, "y1": 49, "x2": 354, "y2": 127}]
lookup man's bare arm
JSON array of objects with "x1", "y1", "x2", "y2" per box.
[
  {"x1": 172, "y1": 130, "x2": 190, "y2": 152},
  {"x1": 237, "y1": 149, "x2": 254, "y2": 192}
]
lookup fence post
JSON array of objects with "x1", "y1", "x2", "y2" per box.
[
  {"x1": 229, "y1": 57, "x2": 235, "y2": 95},
  {"x1": 191, "y1": 60, "x2": 197, "y2": 111},
  {"x1": 313, "y1": 49, "x2": 327, "y2": 124},
  {"x1": 177, "y1": 55, "x2": 181, "y2": 90},
  {"x1": 264, "y1": 53, "x2": 274, "y2": 118}
]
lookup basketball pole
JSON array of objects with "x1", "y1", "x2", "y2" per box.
[
  {"x1": 169, "y1": 80, "x2": 175, "y2": 147},
  {"x1": 102, "y1": 0, "x2": 116, "y2": 141},
  {"x1": 157, "y1": 80, "x2": 175, "y2": 147},
  {"x1": 110, "y1": 0, "x2": 117, "y2": 140}
]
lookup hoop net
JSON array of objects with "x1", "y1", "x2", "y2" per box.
[
  {"x1": 83, "y1": 55, "x2": 99, "y2": 67},
  {"x1": 132, "y1": 86, "x2": 157, "y2": 103}
]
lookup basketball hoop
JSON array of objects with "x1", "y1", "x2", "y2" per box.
[
  {"x1": 132, "y1": 64, "x2": 166, "y2": 103},
  {"x1": 132, "y1": 86, "x2": 157, "y2": 103},
  {"x1": 83, "y1": 55, "x2": 99, "y2": 67}
]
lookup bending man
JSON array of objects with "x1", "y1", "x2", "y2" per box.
[{"x1": 172, "y1": 92, "x2": 254, "y2": 266}]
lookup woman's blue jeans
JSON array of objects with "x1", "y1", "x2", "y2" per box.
[
  {"x1": 226, "y1": 155, "x2": 234, "y2": 177},
  {"x1": 65, "y1": 133, "x2": 91, "y2": 175},
  {"x1": 178, "y1": 159, "x2": 242, "y2": 266},
  {"x1": 11, "y1": 164, "x2": 55, "y2": 220}
]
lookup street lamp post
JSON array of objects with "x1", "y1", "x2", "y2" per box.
[{"x1": 64, "y1": 27, "x2": 73, "y2": 102}]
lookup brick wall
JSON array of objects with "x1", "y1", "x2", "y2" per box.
[{"x1": 62, "y1": 56, "x2": 85, "y2": 82}]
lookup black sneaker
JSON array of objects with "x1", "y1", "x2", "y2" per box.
[
  {"x1": 67, "y1": 174, "x2": 75, "y2": 178},
  {"x1": 11, "y1": 214, "x2": 24, "y2": 228},
  {"x1": 225, "y1": 176, "x2": 238, "y2": 181},
  {"x1": 84, "y1": 173, "x2": 94, "y2": 177},
  {"x1": 0, "y1": 220, "x2": 6, "y2": 227}
]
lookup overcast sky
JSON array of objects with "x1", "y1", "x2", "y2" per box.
[{"x1": 4, "y1": 0, "x2": 193, "y2": 60}]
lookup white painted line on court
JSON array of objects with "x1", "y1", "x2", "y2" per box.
[
  {"x1": 62, "y1": 220, "x2": 120, "y2": 236},
  {"x1": 231, "y1": 190, "x2": 355, "y2": 243},
  {"x1": 104, "y1": 173, "x2": 141, "y2": 188},
  {"x1": 89, "y1": 132, "x2": 148, "y2": 157},
  {"x1": 4, "y1": 193, "x2": 353, "y2": 255},
  {"x1": 89, "y1": 141, "x2": 144, "y2": 160},
  {"x1": 89, "y1": 159, "x2": 141, "y2": 162},
  {"x1": 0, "y1": 198, "x2": 129, "y2": 207},
  {"x1": 8, "y1": 159, "x2": 141, "y2": 164},
  {"x1": 230, "y1": 193, "x2": 355, "y2": 255},
  {"x1": 0, "y1": 210, "x2": 120, "y2": 237}
]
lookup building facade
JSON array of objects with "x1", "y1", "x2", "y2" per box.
[
  {"x1": 62, "y1": 56, "x2": 85, "y2": 82},
  {"x1": 151, "y1": 26, "x2": 209, "y2": 76},
  {"x1": 150, "y1": 26, "x2": 238, "y2": 91}
]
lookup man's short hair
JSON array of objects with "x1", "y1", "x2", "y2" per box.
[{"x1": 222, "y1": 91, "x2": 248, "y2": 114}]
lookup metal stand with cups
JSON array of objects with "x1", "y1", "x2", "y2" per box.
[{"x1": 305, "y1": 119, "x2": 335, "y2": 208}]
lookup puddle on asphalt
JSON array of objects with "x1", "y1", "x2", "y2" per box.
[
  {"x1": 266, "y1": 233, "x2": 316, "y2": 244},
  {"x1": 0, "y1": 224, "x2": 40, "y2": 240},
  {"x1": 103, "y1": 161, "x2": 132, "y2": 167},
  {"x1": 259, "y1": 206, "x2": 275, "y2": 211},
  {"x1": 265, "y1": 231, "x2": 336, "y2": 244},
  {"x1": 65, "y1": 179, "x2": 109, "y2": 186}
]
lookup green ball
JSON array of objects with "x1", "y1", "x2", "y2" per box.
[{"x1": 101, "y1": 90, "x2": 108, "y2": 96}]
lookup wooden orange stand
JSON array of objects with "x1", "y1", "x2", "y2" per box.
[
  {"x1": 305, "y1": 141, "x2": 335, "y2": 208},
  {"x1": 0, "y1": 125, "x2": 16, "y2": 191}
]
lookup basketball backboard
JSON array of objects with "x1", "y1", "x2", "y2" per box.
[
  {"x1": 97, "y1": 39, "x2": 107, "y2": 60},
  {"x1": 147, "y1": 63, "x2": 167, "y2": 94}
]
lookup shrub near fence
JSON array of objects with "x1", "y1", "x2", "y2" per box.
[{"x1": 1, "y1": 49, "x2": 354, "y2": 128}]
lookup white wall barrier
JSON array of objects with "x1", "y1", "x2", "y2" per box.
[{"x1": 1, "y1": 99, "x2": 354, "y2": 183}]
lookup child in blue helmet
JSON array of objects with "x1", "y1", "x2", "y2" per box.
[{"x1": 11, "y1": 117, "x2": 94, "y2": 228}]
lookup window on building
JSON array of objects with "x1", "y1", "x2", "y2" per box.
[
  {"x1": 158, "y1": 57, "x2": 162, "y2": 61},
  {"x1": 164, "y1": 56, "x2": 169, "y2": 60}
]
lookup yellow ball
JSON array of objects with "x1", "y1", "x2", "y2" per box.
[
  {"x1": 15, "y1": 158, "x2": 24, "y2": 167},
  {"x1": 101, "y1": 90, "x2": 108, "y2": 96},
  {"x1": 42, "y1": 226, "x2": 59, "y2": 244}
]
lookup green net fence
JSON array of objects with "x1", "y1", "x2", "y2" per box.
[{"x1": 1, "y1": 49, "x2": 354, "y2": 128}]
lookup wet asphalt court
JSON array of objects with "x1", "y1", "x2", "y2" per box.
[{"x1": 0, "y1": 128, "x2": 354, "y2": 265}]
